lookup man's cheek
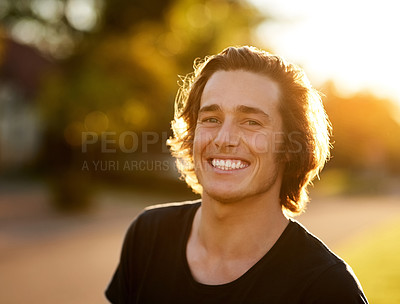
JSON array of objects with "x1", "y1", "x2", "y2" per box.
[
  {"x1": 194, "y1": 129, "x2": 216, "y2": 147},
  {"x1": 247, "y1": 133, "x2": 271, "y2": 153}
]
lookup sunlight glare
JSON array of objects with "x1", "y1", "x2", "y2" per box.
[
  {"x1": 11, "y1": 19, "x2": 44, "y2": 46},
  {"x1": 31, "y1": 0, "x2": 64, "y2": 23},
  {"x1": 250, "y1": 0, "x2": 400, "y2": 105},
  {"x1": 65, "y1": 0, "x2": 99, "y2": 32}
]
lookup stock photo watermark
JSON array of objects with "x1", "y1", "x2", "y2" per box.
[
  {"x1": 81, "y1": 131, "x2": 171, "y2": 153},
  {"x1": 79, "y1": 130, "x2": 307, "y2": 172},
  {"x1": 81, "y1": 159, "x2": 171, "y2": 172},
  {"x1": 80, "y1": 131, "x2": 305, "y2": 154}
]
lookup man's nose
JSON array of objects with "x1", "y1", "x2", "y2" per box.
[{"x1": 213, "y1": 119, "x2": 240, "y2": 149}]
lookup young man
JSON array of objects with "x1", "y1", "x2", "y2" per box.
[{"x1": 106, "y1": 46, "x2": 368, "y2": 303}]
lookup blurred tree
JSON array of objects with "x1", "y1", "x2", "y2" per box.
[
  {"x1": 1, "y1": 0, "x2": 266, "y2": 210},
  {"x1": 0, "y1": 0, "x2": 102, "y2": 59},
  {"x1": 323, "y1": 83, "x2": 400, "y2": 177}
]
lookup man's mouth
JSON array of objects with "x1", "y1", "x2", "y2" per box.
[{"x1": 209, "y1": 158, "x2": 250, "y2": 171}]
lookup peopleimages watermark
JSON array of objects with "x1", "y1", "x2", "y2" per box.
[
  {"x1": 81, "y1": 131, "x2": 305, "y2": 154},
  {"x1": 81, "y1": 131, "x2": 170, "y2": 153},
  {"x1": 81, "y1": 160, "x2": 171, "y2": 172},
  {"x1": 79, "y1": 129, "x2": 308, "y2": 172}
]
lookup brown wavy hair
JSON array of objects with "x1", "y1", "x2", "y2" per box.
[{"x1": 168, "y1": 46, "x2": 331, "y2": 216}]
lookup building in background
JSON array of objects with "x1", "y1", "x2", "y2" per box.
[{"x1": 0, "y1": 35, "x2": 52, "y2": 172}]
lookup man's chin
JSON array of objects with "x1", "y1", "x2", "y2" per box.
[{"x1": 203, "y1": 188, "x2": 246, "y2": 205}]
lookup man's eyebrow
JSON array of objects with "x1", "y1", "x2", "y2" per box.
[
  {"x1": 236, "y1": 105, "x2": 270, "y2": 119},
  {"x1": 198, "y1": 104, "x2": 221, "y2": 113},
  {"x1": 198, "y1": 104, "x2": 271, "y2": 120}
]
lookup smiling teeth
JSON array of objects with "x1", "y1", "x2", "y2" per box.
[{"x1": 211, "y1": 159, "x2": 248, "y2": 170}]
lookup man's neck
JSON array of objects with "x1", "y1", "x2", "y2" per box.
[
  {"x1": 186, "y1": 191, "x2": 289, "y2": 285},
  {"x1": 194, "y1": 192, "x2": 289, "y2": 259}
]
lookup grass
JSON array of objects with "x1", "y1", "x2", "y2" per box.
[{"x1": 336, "y1": 216, "x2": 400, "y2": 304}]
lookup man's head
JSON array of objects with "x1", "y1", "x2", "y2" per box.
[{"x1": 168, "y1": 46, "x2": 331, "y2": 216}]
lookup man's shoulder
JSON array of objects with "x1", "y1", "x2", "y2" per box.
[
  {"x1": 142, "y1": 199, "x2": 201, "y2": 217},
  {"x1": 282, "y1": 219, "x2": 351, "y2": 284},
  {"x1": 289, "y1": 219, "x2": 343, "y2": 265},
  {"x1": 134, "y1": 199, "x2": 201, "y2": 228},
  {"x1": 123, "y1": 199, "x2": 200, "y2": 246},
  {"x1": 144, "y1": 199, "x2": 201, "y2": 213},
  {"x1": 280, "y1": 220, "x2": 368, "y2": 301},
  {"x1": 289, "y1": 222, "x2": 368, "y2": 302}
]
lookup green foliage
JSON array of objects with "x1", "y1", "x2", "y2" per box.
[
  {"x1": 337, "y1": 217, "x2": 400, "y2": 304},
  {"x1": 35, "y1": 0, "x2": 266, "y2": 148},
  {"x1": 24, "y1": 0, "x2": 267, "y2": 210}
]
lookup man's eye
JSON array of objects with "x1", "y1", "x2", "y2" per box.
[
  {"x1": 246, "y1": 120, "x2": 261, "y2": 126},
  {"x1": 203, "y1": 117, "x2": 220, "y2": 123}
]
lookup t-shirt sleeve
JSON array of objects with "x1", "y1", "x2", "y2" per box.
[
  {"x1": 302, "y1": 263, "x2": 368, "y2": 304},
  {"x1": 105, "y1": 218, "x2": 139, "y2": 304}
]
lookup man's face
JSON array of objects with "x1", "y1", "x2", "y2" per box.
[{"x1": 193, "y1": 70, "x2": 285, "y2": 203}]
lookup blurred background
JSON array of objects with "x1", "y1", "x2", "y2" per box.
[{"x1": 0, "y1": 0, "x2": 399, "y2": 303}]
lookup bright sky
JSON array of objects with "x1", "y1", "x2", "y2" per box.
[{"x1": 249, "y1": 0, "x2": 400, "y2": 106}]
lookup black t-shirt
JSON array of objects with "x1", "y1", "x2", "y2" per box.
[{"x1": 106, "y1": 201, "x2": 368, "y2": 303}]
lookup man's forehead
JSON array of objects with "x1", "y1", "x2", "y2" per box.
[{"x1": 200, "y1": 70, "x2": 281, "y2": 112}]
